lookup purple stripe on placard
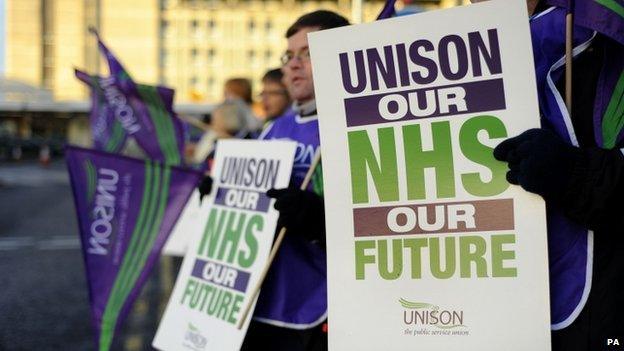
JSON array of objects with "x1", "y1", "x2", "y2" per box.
[
  {"x1": 344, "y1": 78, "x2": 506, "y2": 127},
  {"x1": 191, "y1": 258, "x2": 251, "y2": 293},
  {"x1": 214, "y1": 186, "x2": 271, "y2": 213}
]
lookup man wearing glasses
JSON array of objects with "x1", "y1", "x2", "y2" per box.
[{"x1": 242, "y1": 10, "x2": 349, "y2": 351}]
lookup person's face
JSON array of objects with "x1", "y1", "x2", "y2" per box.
[
  {"x1": 281, "y1": 26, "x2": 318, "y2": 104},
  {"x1": 261, "y1": 80, "x2": 291, "y2": 119}
]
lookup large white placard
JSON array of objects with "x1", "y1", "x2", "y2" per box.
[
  {"x1": 309, "y1": 1, "x2": 551, "y2": 350},
  {"x1": 153, "y1": 139, "x2": 296, "y2": 351}
]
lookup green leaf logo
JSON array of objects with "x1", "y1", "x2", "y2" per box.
[{"x1": 399, "y1": 298, "x2": 438, "y2": 310}]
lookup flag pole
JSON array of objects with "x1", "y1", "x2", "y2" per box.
[
  {"x1": 237, "y1": 149, "x2": 322, "y2": 330},
  {"x1": 352, "y1": 0, "x2": 363, "y2": 23},
  {"x1": 565, "y1": 0, "x2": 574, "y2": 114}
]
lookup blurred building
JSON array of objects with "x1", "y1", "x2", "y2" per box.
[
  {"x1": 5, "y1": 0, "x2": 464, "y2": 105},
  {"x1": 6, "y1": 0, "x2": 159, "y2": 102}
]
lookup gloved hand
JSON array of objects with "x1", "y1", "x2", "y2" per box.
[
  {"x1": 266, "y1": 187, "x2": 326, "y2": 245},
  {"x1": 198, "y1": 175, "x2": 213, "y2": 203},
  {"x1": 493, "y1": 128, "x2": 581, "y2": 201}
]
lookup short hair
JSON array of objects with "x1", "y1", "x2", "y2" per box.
[
  {"x1": 224, "y1": 78, "x2": 253, "y2": 105},
  {"x1": 285, "y1": 10, "x2": 350, "y2": 38},
  {"x1": 262, "y1": 68, "x2": 284, "y2": 85}
]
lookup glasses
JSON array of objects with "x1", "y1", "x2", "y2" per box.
[
  {"x1": 259, "y1": 90, "x2": 288, "y2": 98},
  {"x1": 280, "y1": 47, "x2": 310, "y2": 66}
]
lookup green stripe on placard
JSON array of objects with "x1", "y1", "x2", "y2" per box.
[
  {"x1": 595, "y1": 0, "x2": 624, "y2": 18},
  {"x1": 98, "y1": 161, "x2": 155, "y2": 351},
  {"x1": 602, "y1": 69, "x2": 624, "y2": 148}
]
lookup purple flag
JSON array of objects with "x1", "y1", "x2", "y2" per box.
[
  {"x1": 65, "y1": 145, "x2": 201, "y2": 351},
  {"x1": 90, "y1": 29, "x2": 186, "y2": 165},
  {"x1": 75, "y1": 69, "x2": 129, "y2": 153},
  {"x1": 376, "y1": 0, "x2": 397, "y2": 19},
  {"x1": 546, "y1": 0, "x2": 624, "y2": 45}
]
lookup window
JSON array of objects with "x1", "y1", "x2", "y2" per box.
[
  {"x1": 161, "y1": 20, "x2": 169, "y2": 37},
  {"x1": 191, "y1": 20, "x2": 199, "y2": 36},
  {"x1": 160, "y1": 50, "x2": 169, "y2": 66}
]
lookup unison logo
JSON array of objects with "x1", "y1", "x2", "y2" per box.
[
  {"x1": 183, "y1": 323, "x2": 207, "y2": 350},
  {"x1": 99, "y1": 76, "x2": 141, "y2": 135},
  {"x1": 84, "y1": 160, "x2": 119, "y2": 255},
  {"x1": 400, "y1": 298, "x2": 467, "y2": 330}
]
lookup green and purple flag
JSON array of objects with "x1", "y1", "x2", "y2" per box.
[
  {"x1": 75, "y1": 69, "x2": 129, "y2": 153},
  {"x1": 65, "y1": 146, "x2": 201, "y2": 351},
  {"x1": 542, "y1": 0, "x2": 624, "y2": 149},
  {"x1": 78, "y1": 29, "x2": 185, "y2": 165},
  {"x1": 546, "y1": 0, "x2": 624, "y2": 45}
]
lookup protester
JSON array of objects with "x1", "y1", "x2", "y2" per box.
[
  {"x1": 480, "y1": 0, "x2": 624, "y2": 349},
  {"x1": 224, "y1": 77, "x2": 253, "y2": 105},
  {"x1": 198, "y1": 13, "x2": 350, "y2": 348},
  {"x1": 191, "y1": 99, "x2": 251, "y2": 168},
  {"x1": 227, "y1": 11, "x2": 349, "y2": 351},
  {"x1": 260, "y1": 68, "x2": 292, "y2": 122},
  {"x1": 223, "y1": 77, "x2": 263, "y2": 132}
]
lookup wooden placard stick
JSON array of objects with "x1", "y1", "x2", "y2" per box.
[
  {"x1": 237, "y1": 149, "x2": 322, "y2": 330},
  {"x1": 565, "y1": 1, "x2": 574, "y2": 115}
]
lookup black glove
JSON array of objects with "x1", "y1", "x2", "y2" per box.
[
  {"x1": 266, "y1": 187, "x2": 326, "y2": 246},
  {"x1": 198, "y1": 175, "x2": 213, "y2": 203},
  {"x1": 493, "y1": 128, "x2": 581, "y2": 201}
]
